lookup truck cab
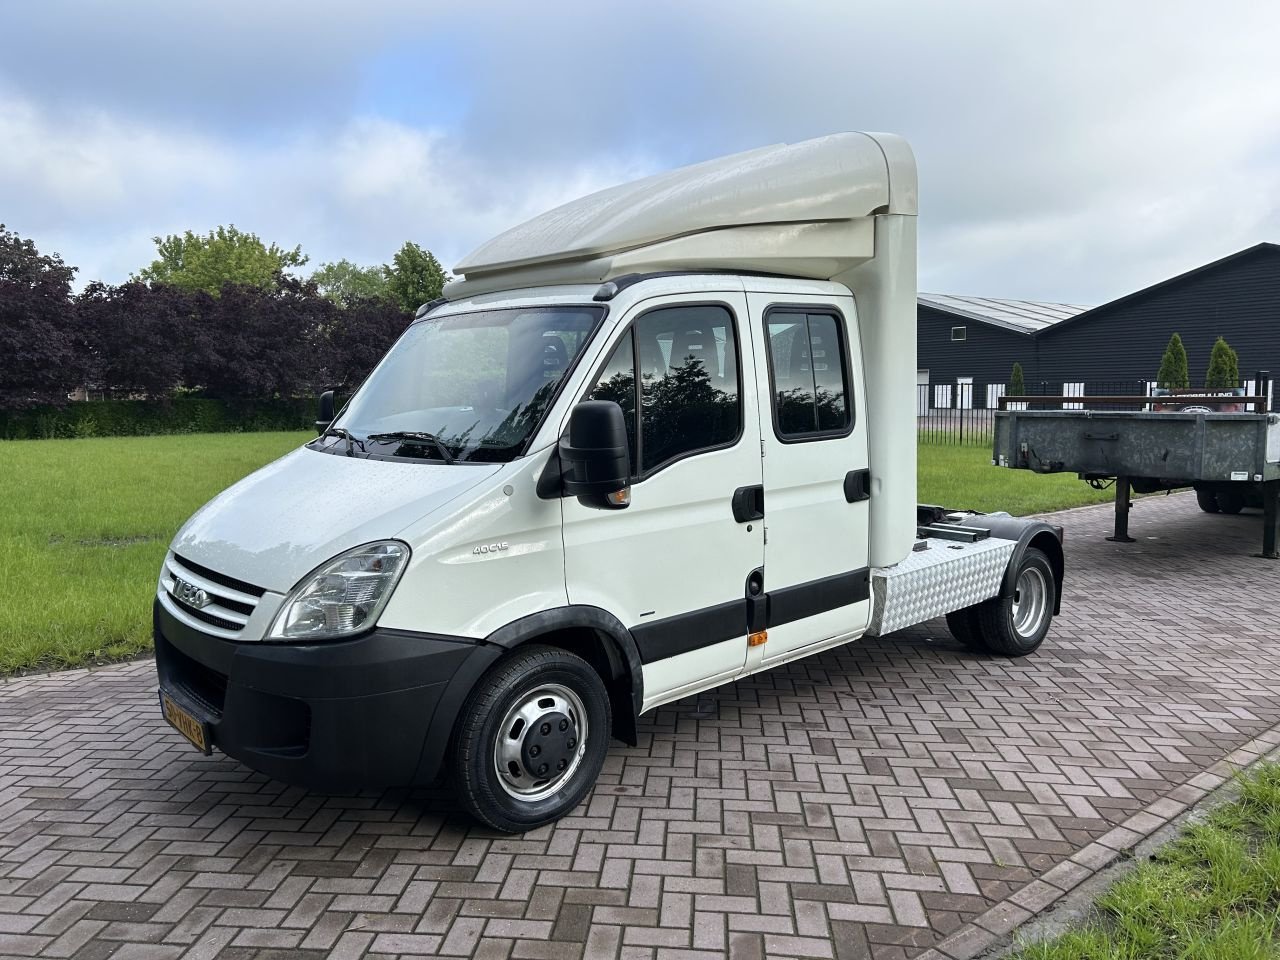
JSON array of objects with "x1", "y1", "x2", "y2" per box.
[{"x1": 155, "y1": 133, "x2": 1064, "y2": 832}]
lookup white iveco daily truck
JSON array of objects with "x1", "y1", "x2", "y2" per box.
[{"x1": 155, "y1": 133, "x2": 1065, "y2": 831}]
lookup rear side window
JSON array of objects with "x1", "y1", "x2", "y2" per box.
[
  {"x1": 587, "y1": 304, "x2": 742, "y2": 476},
  {"x1": 765, "y1": 310, "x2": 853, "y2": 439}
]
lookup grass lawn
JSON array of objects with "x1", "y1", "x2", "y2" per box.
[
  {"x1": 0, "y1": 432, "x2": 311, "y2": 675},
  {"x1": 1014, "y1": 763, "x2": 1280, "y2": 959},
  {"x1": 0, "y1": 433, "x2": 1116, "y2": 676},
  {"x1": 918, "y1": 438, "x2": 1114, "y2": 516}
]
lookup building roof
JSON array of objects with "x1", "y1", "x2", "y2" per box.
[
  {"x1": 447, "y1": 132, "x2": 916, "y2": 298},
  {"x1": 1032, "y1": 242, "x2": 1280, "y2": 339},
  {"x1": 917, "y1": 293, "x2": 1092, "y2": 335}
]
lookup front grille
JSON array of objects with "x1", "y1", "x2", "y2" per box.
[
  {"x1": 164, "y1": 553, "x2": 265, "y2": 634},
  {"x1": 180, "y1": 606, "x2": 244, "y2": 632},
  {"x1": 172, "y1": 554, "x2": 266, "y2": 597}
]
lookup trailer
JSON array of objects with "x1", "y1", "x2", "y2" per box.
[{"x1": 992, "y1": 386, "x2": 1280, "y2": 557}]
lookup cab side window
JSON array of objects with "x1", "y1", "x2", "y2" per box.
[
  {"x1": 765, "y1": 310, "x2": 852, "y2": 439},
  {"x1": 586, "y1": 305, "x2": 742, "y2": 477},
  {"x1": 584, "y1": 329, "x2": 637, "y2": 472}
]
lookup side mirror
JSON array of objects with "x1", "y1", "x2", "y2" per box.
[
  {"x1": 315, "y1": 390, "x2": 335, "y2": 435},
  {"x1": 559, "y1": 400, "x2": 631, "y2": 509}
]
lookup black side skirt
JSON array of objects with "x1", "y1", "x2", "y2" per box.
[
  {"x1": 767, "y1": 569, "x2": 870, "y2": 628},
  {"x1": 629, "y1": 568, "x2": 870, "y2": 664}
]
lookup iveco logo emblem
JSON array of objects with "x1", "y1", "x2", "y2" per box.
[{"x1": 173, "y1": 577, "x2": 211, "y2": 610}]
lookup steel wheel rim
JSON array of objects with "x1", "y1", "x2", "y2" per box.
[
  {"x1": 1012, "y1": 566, "x2": 1048, "y2": 639},
  {"x1": 493, "y1": 682, "x2": 588, "y2": 802}
]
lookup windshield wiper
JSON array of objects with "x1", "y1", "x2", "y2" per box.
[
  {"x1": 320, "y1": 426, "x2": 365, "y2": 455},
  {"x1": 366, "y1": 431, "x2": 457, "y2": 464}
]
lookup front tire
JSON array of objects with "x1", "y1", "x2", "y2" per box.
[
  {"x1": 453, "y1": 645, "x2": 610, "y2": 832},
  {"x1": 971, "y1": 547, "x2": 1056, "y2": 657},
  {"x1": 1196, "y1": 488, "x2": 1220, "y2": 513}
]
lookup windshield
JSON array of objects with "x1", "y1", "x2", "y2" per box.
[{"x1": 322, "y1": 305, "x2": 603, "y2": 463}]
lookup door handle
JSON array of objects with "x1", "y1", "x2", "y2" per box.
[
  {"x1": 844, "y1": 469, "x2": 871, "y2": 503},
  {"x1": 732, "y1": 485, "x2": 765, "y2": 522}
]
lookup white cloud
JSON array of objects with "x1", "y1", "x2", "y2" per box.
[
  {"x1": 2, "y1": 0, "x2": 1279, "y2": 302},
  {"x1": 0, "y1": 93, "x2": 655, "y2": 286}
]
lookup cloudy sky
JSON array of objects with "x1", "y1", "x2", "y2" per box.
[{"x1": 2, "y1": 1, "x2": 1278, "y2": 305}]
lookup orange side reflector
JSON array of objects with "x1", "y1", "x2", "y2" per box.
[{"x1": 748, "y1": 631, "x2": 767, "y2": 647}]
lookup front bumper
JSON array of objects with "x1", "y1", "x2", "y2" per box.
[{"x1": 153, "y1": 600, "x2": 499, "y2": 790}]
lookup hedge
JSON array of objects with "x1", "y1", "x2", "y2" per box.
[{"x1": 0, "y1": 397, "x2": 319, "y2": 440}]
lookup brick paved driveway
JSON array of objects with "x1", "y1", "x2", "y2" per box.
[{"x1": 3, "y1": 492, "x2": 1280, "y2": 960}]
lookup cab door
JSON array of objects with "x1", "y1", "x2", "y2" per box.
[
  {"x1": 561, "y1": 294, "x2": 765, "y2": 710},
  {"x1": 745, "y1": 293, "x2": 871, "y2": 668}
]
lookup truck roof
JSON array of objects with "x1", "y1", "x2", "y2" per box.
[{"x1": 446, "y1": 132, "x2": 916, "y2": 299}]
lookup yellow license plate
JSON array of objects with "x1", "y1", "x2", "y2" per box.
[{"x1": 160, "y1": 692, "x2": 211, "y2": 754}]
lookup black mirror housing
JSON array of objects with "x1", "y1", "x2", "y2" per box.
[
  {"x1": 559, "y1": 400, "x2": 630, "y2": 509},
  {"x1": 315, "y1": 390, "x2": 335, "y2": 436}
]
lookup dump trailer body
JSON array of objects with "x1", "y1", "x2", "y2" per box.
[
  {"x1": 993, "y1": 409, "x2": 1280, "y2": 555},
  {"x1": 994, "y1": 410, "x2": 1280, "y2": 484}
]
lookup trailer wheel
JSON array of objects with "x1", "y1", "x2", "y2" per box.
[
  {"x1": 945, "y1": 607, "x2": 983, "y2": 649},
  {"x1": 1216, "y1": 488, "x2": 1244, "y2": 514},
  {"x1": 1196, "y1": 488, "x2": 1220, "y2": 513},
  {"x1": 453, "y1": 645, "x2": 610, "y2": 833},
  {"x1": 972, "y1": 548, "x2": 1056, "y2": 657}
]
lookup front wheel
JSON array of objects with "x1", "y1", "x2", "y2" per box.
[
  {"x1": 453, "y1": 645, "x2": 610, "y2": 832},
  {"x1": 1196, "y1": 488, "x2": 1220, "y2": 513},
  {"x1": 971, "y1": 547, "x2": 1057, "y2": 657}
]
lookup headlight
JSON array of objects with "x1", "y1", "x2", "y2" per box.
[{"x1": 267, "y1": 541, "x2": 409, "y2": 641}]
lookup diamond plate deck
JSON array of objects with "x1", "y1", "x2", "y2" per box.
[{"x1": 867, "y1": 536, "x2": 1016, "y2": 636}]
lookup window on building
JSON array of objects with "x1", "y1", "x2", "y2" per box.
[
  {"x1": 951, "y1": 326, "x2": 967, "y2": 342},
  {"x1": 764, "y1": 310, "x2": 853, "y2": 439},
  {"x1": 587, "y1": 305, "x2": 742, "y2": 476}
]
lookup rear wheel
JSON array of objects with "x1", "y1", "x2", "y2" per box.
[
  {"x1": 970, "y1": 547, "x2": 1056, "y2": 657},
  {"x1": 1196, "y1": 488, "x2": 1220, "y2": 513},
  {"x1": 453, "y1": 645, "x2": 610, "y2": 833},
  {"x1": 946, "y1": 606, "x2": 983, "y2": 648},
  {"x1": 1216, "y1": 488, "x2": 1244, "y2": 514}
]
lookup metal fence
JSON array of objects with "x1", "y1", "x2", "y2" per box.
[{"x1": 916, "y1": 383, "x2": 992, "y2": 445}]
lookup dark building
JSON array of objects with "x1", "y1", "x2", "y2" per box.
[
  {"x1": 918, "y1": 242, "x2": 1280, "y2": 408},
  {"x1": 916, "y1": 294, "x2": 1088, "y2": 410}
]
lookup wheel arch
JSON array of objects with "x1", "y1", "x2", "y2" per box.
[
  {"x1": 961, "y1": 514, "x2": 1065, "y2": 615},
  {"x1": 482, "y1": 606, "x2": 644, "y2": 746}
]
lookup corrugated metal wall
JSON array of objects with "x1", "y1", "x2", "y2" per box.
[
  {"x1": 915, "y1": 305, "x2": 1035, "y2": 407},
  {"x1": 1034, "y1": 246, "x2": 1280, "y2": 390},
  {"x1": 916, "y1": 245, "x2": 1280, "y2": 405}
]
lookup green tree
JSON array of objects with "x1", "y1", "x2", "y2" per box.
[
  {"x1": 1204, "y1": 336, "x2": 1240, "y2": 391},
  {"x1": 1156, "y1": 332, "x2": 1189, "y2": 390},
  {"x1": 311, "y1": 259, "x2": 390, "y2": 306},
  {"x1": 1009, "y1": 362, "x2": 1025, "y2": 397},
  {"x1": 136, "y1": 225, "x2": 307, "y2": 295},
  {"x1": 384, "y1": 241, "x2": 448, "y2": 313}
]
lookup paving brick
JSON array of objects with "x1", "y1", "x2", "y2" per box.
[{"x1": 3, "y1": 493, "x2": 1280, "y2": 958}]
